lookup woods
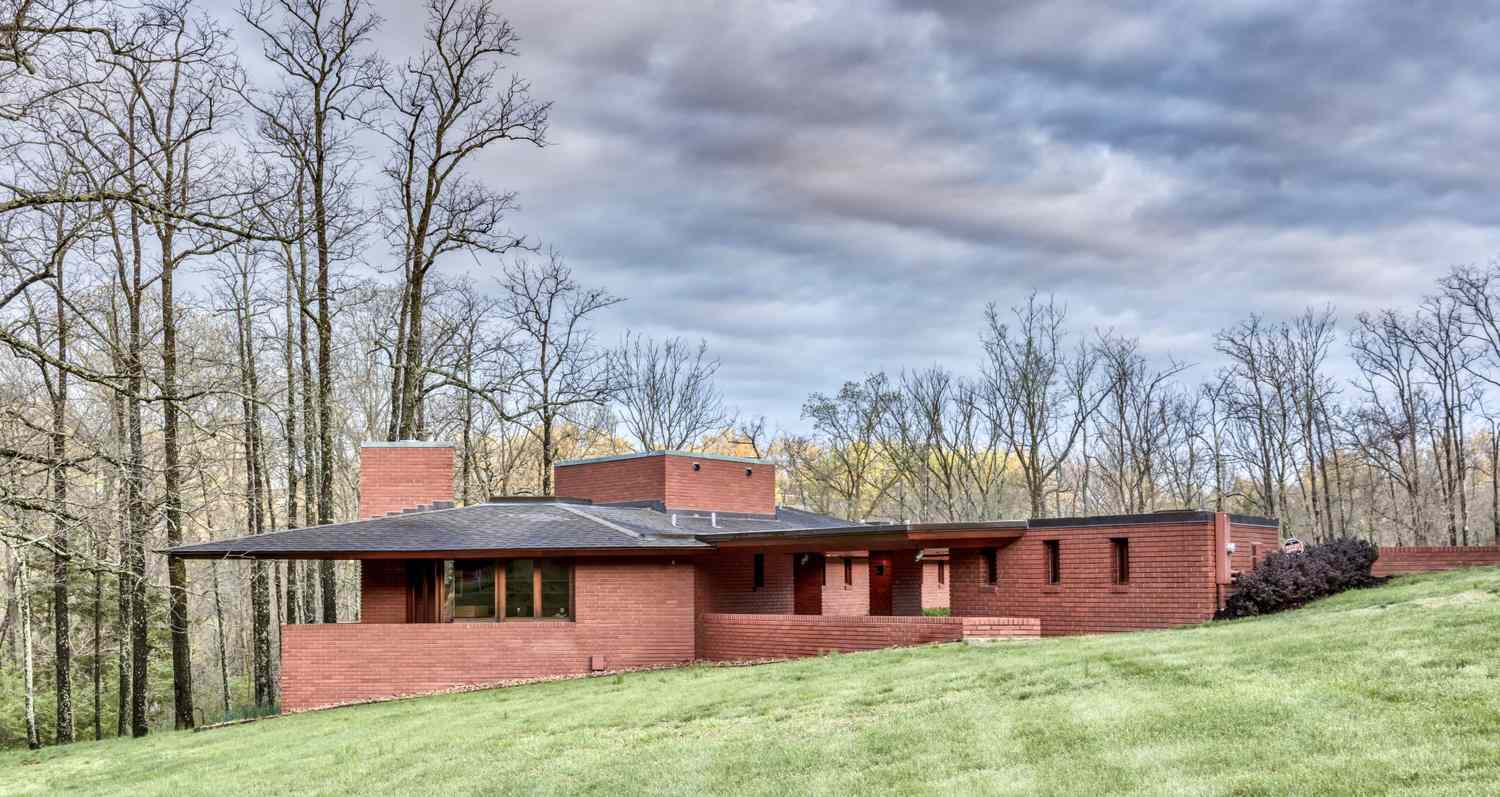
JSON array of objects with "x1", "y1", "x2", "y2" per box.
[{"x1": 3, "y1": 0, "x2": 1500, "y2": 754}]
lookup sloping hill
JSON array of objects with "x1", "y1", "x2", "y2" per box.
[{"x1": 4, "y1": 569, "x2": 1498, "y2": 796}]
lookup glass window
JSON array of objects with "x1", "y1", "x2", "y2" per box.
[
  {"x1": 938, "y1": 561, "x2": 946, "y2": 585},
  {"x1": 1045, "y1": 540, "x2": 1061, "y2": 585},
  {"x1": 1111, "y1": 538, "x2": 1130, "y2": 585},
  {"x1": 843, "y1": 557, "x2": 853, "y2": 585},
  {"x1": 446, "y1": 560, "x2": 495, "y2": 620},
  {"x1": 983, "y1": 547, "x2": 998, "y2": 584},
  {"x1": 752, "y1": 553, "x2": 765, "y2": 589},
  {"x1": 540, "y1": 559, "x2": 572, "y2": 619},
  {"x1": 505, "y1": 559, "x2": 535, "y2": 618}
]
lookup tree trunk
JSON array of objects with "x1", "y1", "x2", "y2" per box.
[
  {"x1": 297, "y1": 217, "x2": 320, "y2": 624},
  {"x1": 126, "y1": 209, "x2": 150, "y2": 738},
  {"x1": 314, "y1": 110, "x2": 339, "y2": 624},
  {"x1": 18, "y1": 553, "x2": 40, "y2": 750},
  {"x1": 210, "y1": 562, "x2": 230, "y2": 718},
  {"x1": 113, "y1": 372, "x2": 130, "y2": 738},
  {"x1": 161, "y1": 214, "x2": 194, "y2": 731},
  {"x1": 283, "y1": 238, "x2": 301, "y2": 625},
  {"x1": 91, "y1": 523, "x2": 101, "y2": 741},
  {"x1": 237, "y1": 274, "x2": 275, "y2": 709},
  {"x1": 50, "y1": 252, "x2": 73, "y2": 744}
]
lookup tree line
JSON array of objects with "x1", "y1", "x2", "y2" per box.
[{"x1": 784, "y1": 281, "x2": 1500, "y2": 556}]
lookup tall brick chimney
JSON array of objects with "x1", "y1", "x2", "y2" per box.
[
  {"x1": 358, "y1": 441, "x2": 456, "y2": 520},
  {"x1": 554, "y1": 451, "x2": 775, "y2": 516}
]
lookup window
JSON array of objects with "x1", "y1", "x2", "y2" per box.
[
  {"x1": 1111, "y1": 537, "x2": 1130, "y2": 585},
  {"x1": 505, "y1": 559, "x2": 535, "y2": 617},
  {"x1": 753, "y1": 553, "x2": 765, "y2": 590},
  {"x1": 983, "y1": 547, "x2": 998, "y2": 585},
  {"x1": 445, "y1": 560, "x2": 496, "y2": 620},
  {"x1": 843, "y1": 557, "x2": 853, "y2": 586},
  {"x1": 1044, "y1": 540, "x2": 1061, "y2": 584},
  {"x1": 540, "y1": 559, "x2": 572, "y2": 619},
  {"x1": 937, "y1": 561, "x2": 946, "y2": 585},
  {"x1": 442, "y1": 559, "x2": 572, "y2": 621}
]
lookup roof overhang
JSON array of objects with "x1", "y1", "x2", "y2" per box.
[
  {"x1": 695, "y1": 520, "x2": 1026, "y2": 549},
  {"x1": 163, "y1": 545, "x2": 711, "y2": 561}
]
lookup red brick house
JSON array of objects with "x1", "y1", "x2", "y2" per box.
[{"x1": 168, "y1": 443, "x2": 1280, "y2": 712}]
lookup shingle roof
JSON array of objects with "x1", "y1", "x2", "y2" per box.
[{"x1": 163, "y1": 500, "x2": 853, "y2": 559}]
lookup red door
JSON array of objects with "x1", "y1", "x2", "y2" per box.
[
  {"x1": 794, "y1": 553, "x2": 824, "y2": 615},
  {"x1": 869, "y1": 552, "x2": 893, "y2": 616}
]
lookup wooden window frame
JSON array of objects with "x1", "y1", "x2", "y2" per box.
[
  {"x1": 1044, "y1": 540, "x2": 1061, "y2": 585},
  {"x1": 446, "y1": 559, "x2": 498, "y2": 623},
  {"x1": 494, "y1": 558, "x2": 575, "y2": 622},
  {"x1": 1110, "y1": 537, "x2": 1130, "y2": 585}
]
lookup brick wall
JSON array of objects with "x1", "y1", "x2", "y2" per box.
[
  {"x1": 698, "y1": 613, "x2": 1037, "y2": 660},
  {"x1": 358, "y1": 442, "x2": 455, "y2": 520},
  {"x1": 890, "y1": 550, "x2": 924, "y2": 616},
  {"x1": 360, "y1": 560, "x2": 407, "y2": 623},
  {"x1": 662, "y1": 455, "x2": 775, "y2": 515},
  {"x1": 950, "y1": 518, "x2": 1222, "y2": 636},
  {"x1": 696, "y1": 549, "x2": 932, "y2": 618},
  {"x1": 555, "y1": 453, "x2": 775, "y2": 515},
  {"x1": 822, "y1": 554, "x2": 870, "y2": 616},
  {"x1": 696, "y1": 549, "x2": 794, "y2": 614},
  {"x1": 553, "y1": 455, "x2": 666, "y2": 507},
  {"x1": 1372, "y1": 546, "x2": 1500, "y2": 576},
  {"x1": 281, "y1": 557, "x2": 696, "y2": 711},
  {"x1": 921, "y1": 558, "x2": 949, "y2": 610},
  {"x1": 1229, "y1": 521, "x2": 1281, "y2": 577}
]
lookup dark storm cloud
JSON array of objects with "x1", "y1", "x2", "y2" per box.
[{"x1": 344, "y1": 0, "x2": 1500, "y2": 428}]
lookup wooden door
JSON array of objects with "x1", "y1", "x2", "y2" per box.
[
  {"x1": 793, "y1": 553, "x2": 825, "y2": 615},
  {"x1": 869, "y1": 552, "x2": 893, "y2": 616},
  {"x1": 406, "y1": 560, "x2": 442, "y2": 623}
]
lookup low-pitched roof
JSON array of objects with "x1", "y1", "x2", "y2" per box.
[
  {"x1": 163, "y1": 500, "x2": 853, "y2": 560},
  {"x1": 165, "y1": 501, "x2": 1280, "y2": 560}
]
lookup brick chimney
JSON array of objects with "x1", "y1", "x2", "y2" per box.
[
  {"x1": 554, "y1": 451, "x2": 775, "y2": 516},
  {"x1": 358, "y1": 441, "x2": 456, "y2": 520}
]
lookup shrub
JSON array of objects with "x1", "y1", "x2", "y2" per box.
[{"x1": 1219, "y1": 537, "x2": 1379, "y2": 619}]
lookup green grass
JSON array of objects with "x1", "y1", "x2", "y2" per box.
[{"x1": 4, "y1": 569, "x2": 1499, "y2": 796}]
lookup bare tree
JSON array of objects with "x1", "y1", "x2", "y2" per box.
[
  {"x1": 499, "y1": 253, "x2": 619, "y2": 494},
  {"x1": 801, "y1": 373, "x2": 898, "y2": 520},
  {"x1": 611, "y1": 332, "x2": 729, "y2": 451},
  {"x1": 1091, "y1": 334, "x2": 1189, "y2": 513},
  {"x1": 1350, "y1": 309, "x2": 1429, "y2": 543},
  {"x1": 241, "y1": 0, "x2": 384, "y2": 622},
  {"x1": 381, "y1": 0, "x2": 548, "y2": 440},
  {"x1": 981, "y1": 294, "x2": 1106, "y2": 518}
]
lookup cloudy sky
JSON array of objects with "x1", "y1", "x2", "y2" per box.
[{"x1": 274, "y1": 1, "x2": 1500, "y2": 429}]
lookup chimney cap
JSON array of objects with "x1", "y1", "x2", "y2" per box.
[
  {"x1": 556, "y1": 450, "x2": 771, "y2": 467},
  {"x1": 361, "y1": 440, "x2": 456, "y2": 449}
]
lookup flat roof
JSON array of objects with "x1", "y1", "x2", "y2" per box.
[{"x1": 556, "y1": 450, "x2": 772, "y2": 467}]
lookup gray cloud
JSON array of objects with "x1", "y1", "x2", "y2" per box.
[{"x1": 333, "y1": 0, "x2": 1500, "y2": 430}]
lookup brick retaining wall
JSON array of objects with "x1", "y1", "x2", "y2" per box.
[
  {"x1": 698, "y1": 613, "x2": 1038, "y2": 661},
  {"x1": 1373, "y1": 546, "x2": 1500, "y2": 576}
]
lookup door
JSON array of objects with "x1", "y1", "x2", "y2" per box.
[
  {"x1": 793, "y1": 553, "x2": 825, "y2": 615},
  {"x1": 406, "y1": 560, "x2": 442, "y2": 623},
  {"x1": 869, "y1": 551, "x2": 893, "y2": 616}
]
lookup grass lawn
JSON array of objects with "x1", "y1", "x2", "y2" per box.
[{"x1": 3, "y1": 569, "x2": 1499, "y2": 796}]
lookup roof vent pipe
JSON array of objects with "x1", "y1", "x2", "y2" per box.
[{"x1": 710, "y1": 512, "x2": 718, "y2": 528}]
